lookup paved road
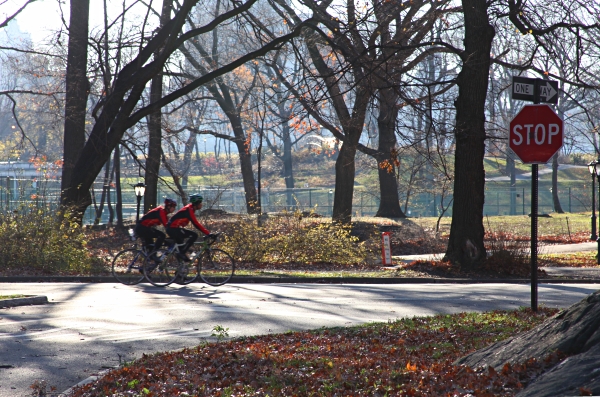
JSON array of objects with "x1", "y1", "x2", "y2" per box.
[
  {"x1": 1, "y1": 282, "x2": 599, "y2": 396},
  {"x1": 393, "y1": 241, "x2": 599, "y2": 263}
]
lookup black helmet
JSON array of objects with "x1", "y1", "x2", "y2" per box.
[
  {"x1": 164, "y1": 198, "x2": 177, "y2": 207},
  {"x1": 189, "y1": 194, "x2": 203, "y2": 204}
]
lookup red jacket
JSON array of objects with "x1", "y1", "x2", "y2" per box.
[
  {"x1": 166, "y1": 203, "x2": 210, "y2": 235},
  {"x1": 139, "y1": 206, "x2": 169, "y2": 228}
]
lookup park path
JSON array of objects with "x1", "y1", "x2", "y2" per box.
[{"x1": 392, "y1": 241, "x2": 600, "y2": 278}]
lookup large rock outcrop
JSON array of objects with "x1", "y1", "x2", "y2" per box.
[{"x1": 456, "y1": 290, "x2": 600, "y2": 396}]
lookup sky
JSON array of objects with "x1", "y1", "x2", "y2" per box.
[
  {"x1": 6, "y1": 0, "x2": 127, "y2": 45},
  {"x1": 5, "y1": 0, "x2": 63, "y2": 44}
]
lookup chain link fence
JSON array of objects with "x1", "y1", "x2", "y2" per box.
[{"x1": 0, "y1": 176, "x2": 591, "y2": 223}]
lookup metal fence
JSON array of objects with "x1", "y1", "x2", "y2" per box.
[{"x1": 0, "y1": 176, "x2": 591, "y2": 223}]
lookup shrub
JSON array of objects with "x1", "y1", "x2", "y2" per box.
[
  {"x1": 0, "y1": 205, "x2": 92, "y2": 274},
  {"x1": 219, "y1": 211, "x2": 376, "y2": 265},
  {"x1": 483, "y1": 230, "x2": 531, "y2": 276}
]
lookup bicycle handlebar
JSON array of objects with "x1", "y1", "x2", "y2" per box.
[{"x1": 204, "y1": 232, "x2": 221, "y2": 244}]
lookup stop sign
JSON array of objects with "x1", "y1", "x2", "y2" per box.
[{"x1": 509, "y1": 104, "x2": 563, "y2": 164}]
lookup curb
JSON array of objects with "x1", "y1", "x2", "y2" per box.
[
  {"x1": 0, "y1": 295, "x2": 48, "y2": 308},
  {"x1": 61, "y1": 368, "x2": 115, "y2": 396},
  {"x1": 1, "y1": 276, "x2": 600, "y2": 285}
]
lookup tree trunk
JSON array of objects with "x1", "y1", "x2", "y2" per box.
[
  {"x1": 444, "y1": 0, "x2": 495, "y2": 270},
  {"x1": 144, "y1": 0, "x2": 172, "y2": 213},
  {"x1": 235, "y1": 137, "x2": 259, "y2": 214},
  {"x1": 281, "y1": 121, "x2": 294, "y2": 209},
  {"x1": 145, "y1": 75, "x2": 162, "y2": 212},
  {"x1": 60, "y1": 0, "x2": 90, "y2": 205},
  {"x1": 508, "y1": 150, "x2": 517, "y2": 215},
  {"x1": 375, "y1": 87, "x2": 405, "y2": 218},
  {"x1": 332, "y1": 139, "x2": 358, "y2": 223},
  {"x1": 182, "y1": 133, "x2": 196, "y2": 190},
  {"x1": 551, "y1": 153, "x2": 564, "y2": 213},
  {"x1": 94, "y1": 157, "x2": 111, "y2": 225},
  {"x1": 114, "y1": 144, "x2": 124, "y2": 228}
]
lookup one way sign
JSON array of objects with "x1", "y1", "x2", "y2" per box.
[{"x1": 512, "y1": 76, "x2": 559, "y2": 104}]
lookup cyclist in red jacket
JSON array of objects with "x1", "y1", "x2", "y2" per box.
[
  {"x1": 135, "y1": 198, "x2": 177, "y2": 257},
  {"x1": 166, "y1": 193, "x2": 211, "y2": 262}
]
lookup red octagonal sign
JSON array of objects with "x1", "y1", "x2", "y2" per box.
[{"x1": 509, "y1": 104, "x2": 563, "y2": 164}]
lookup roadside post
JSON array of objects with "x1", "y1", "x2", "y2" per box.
[
  {"x1": 589, "y1": 161, "x2": 598, "y2": 241},
  {"x1": 586, "y1": 161, "x2": 600, "y2": 265},
  {"x1": 510, "y1": 76, "x2": 562, "y2": 312},
  {"x1": 381, "y1": 232, "x2": 392, "y2": 265}
]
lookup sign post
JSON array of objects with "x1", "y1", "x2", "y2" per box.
[
  {"x1": 510, "y1": 77, "x2": 563, "y2": 312},
  {"x1": 381, "y1": 232, "x2": 392, "y2": 265}
]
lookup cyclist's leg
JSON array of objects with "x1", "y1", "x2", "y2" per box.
[
  {"x1": 181, "y1": 229, "x2": 198, "y2": 253},
  {"x1": 135, "y1": 224, "x2": 155, "y2": 252},
  {"x1": 153, "y1": 229, "x2": 166, "y2": 250},
  {"x1": 166, "y1": 227, "x2": 185, "y2": 246}
]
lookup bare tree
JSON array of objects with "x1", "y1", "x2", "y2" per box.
[
  {"x1": 268, "y1": 0, "x2": 455, "y2": 222},
  {"x1": 60, "y1": 0, "x2": 312, "y2": 222},
  {"x1": 443, "y1": 0, "x2": 495, "y2": 268},
  {"x1": 60, "y1": 0, "x2": 90, "y2": 201}
]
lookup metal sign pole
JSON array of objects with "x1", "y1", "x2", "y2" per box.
[
  {"x1": 530, "y1": 81, "x2": 540, "y2": 312},
  {"x1": 531, "y1": 164, "x2": 538, "y2": 312}
]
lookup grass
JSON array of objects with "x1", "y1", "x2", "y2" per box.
[
  {"x1": 0, "y1": 294, "x2": 26, "y2": 300},
  {"x1": 69, "y1": 307, "x2": 560, "y2": 397},
  {"x1": 539, "y1": 251, "x2": 599, "y2": 267},
  {"x1": 410, "y1": 212, "x2": 591, "y2": 238},
  {"x1": 234, "y1": 269, "x2": 403, "y2": 278}
]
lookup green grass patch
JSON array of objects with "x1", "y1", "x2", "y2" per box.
[
  {"x1": 539, "y1": 251, "x2": 599, "y2": 267},
  {"x1": 410, "y1": 212, "x2": 590, "y2": 238},
  {"x1": 0, "y1": 294, "x2": 26, "y2": 300},
  {"x1": 234, "y1": 269, "x2": 400, "y2": 278}
]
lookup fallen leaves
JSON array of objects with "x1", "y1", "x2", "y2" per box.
[{"x1": 70, "y1": 307, "x2": 560, "y2": 396}]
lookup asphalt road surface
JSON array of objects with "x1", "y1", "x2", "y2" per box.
[{"x1": 1, "y1": 282, "x2": 599, "y2": 396}]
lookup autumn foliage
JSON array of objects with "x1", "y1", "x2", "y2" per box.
[{"x1": 70, "y1": 308, "x2": 560, "y2": 396}]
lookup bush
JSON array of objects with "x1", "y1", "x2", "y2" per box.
[
  {"x1": 0, "y1": 206, "x2": 92, "y2": 274},
  {"x1": 219, "y1": 211, "x2": 376, "y2": 265},
  {"x1": 483, "y1": 230, "x2": 531, "y2": 276}
]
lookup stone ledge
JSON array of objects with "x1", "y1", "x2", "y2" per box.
[{"x1": 0, "y1": 295, "x2": 48, "y2": 308}]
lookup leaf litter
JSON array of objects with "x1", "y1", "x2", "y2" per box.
[{"x1": 69, "y1": 307, "x2": 562, "y2": 396}]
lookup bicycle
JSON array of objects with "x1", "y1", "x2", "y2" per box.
[
  {"x1": 111, "y1": 230, "x2": 160, "y2": 285},
  {"x1": 144, "y1": 233, "x2": 235, "y2": 287},
  {"x1": 193, "y1": 233, "x2": 236, "y2": 286}
]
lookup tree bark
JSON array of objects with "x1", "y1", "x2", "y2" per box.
[
  {"x1": 444, "y1": 0, "x2": 495, "y2": 269},
  {"x1": 114, "y1": 144, "x2": 124, "y2": 228},
  {"x1": 551, "y1": 153, "x2": 564, "y2": 213},
  {"x1": 182, "y1": 133, "x2": 196, "y2": 190},
  {"x1": 60, "y1": 0, "x2": 90, "y2": 206},
  {"x1": 144, "y1": 0, "x2": 172, "y2": 213},
  {"x1": 60, "y1": 0, "x2": 308, "y2": 222},
  {"x1": 281, "y1": 115, "x2": 294, "y2": 208},
  {"x1": 375, "y1": 87, "x2": 405, "y2": 218},
  {"x1": 332, "y1": 141, "x2": 357, "y2": 223},
  {"x1": 233, "y1": 124, "x2": 259, "y2": 214}
]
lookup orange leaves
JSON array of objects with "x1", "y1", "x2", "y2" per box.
[{"x1": 70, "y1": 309, "x2": 560, "y2": 397}]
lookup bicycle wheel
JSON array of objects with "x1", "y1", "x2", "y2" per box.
[
  {"x1": 199, "y1": 249, "x2": 235, "y2": 286},
  {"x1": 175, "y1": 251, "x2": 201, "y2": 285},
  {"x1": 143, "y1": 249, "x2": 179, "y2": 287},
  {"x1": 112, "y1": 249, "x2": 146, "y2": 285}
]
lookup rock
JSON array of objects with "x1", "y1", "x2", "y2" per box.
[
  {"x1": 515, "y1": 343, "x2": 600, "y2": 396},
  {"x1": 455, "y1": 290, "x2": 600, "y2": 396}
]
